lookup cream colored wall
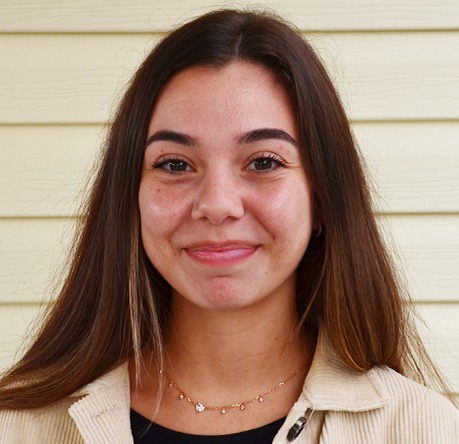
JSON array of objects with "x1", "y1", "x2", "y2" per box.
[{"x1": 0, "y1": 1, "x2": 458, "y2": 398}]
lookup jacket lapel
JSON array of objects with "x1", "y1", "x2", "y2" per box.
[
  {"x1": 303, "y1": 331, "x2": 389, "y2": 412},
  {"x1": 274, "y1": 330, "x2": 389, "y2": 443},
  {"x1": 68, "y1": 364, "x2": 133, "y2": 444}
]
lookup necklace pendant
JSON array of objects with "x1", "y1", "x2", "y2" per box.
[
  {"x1": 240, "y1": 404, "x2": 245, "y2": 411},
  {"x1": 195, "y1": 403, "x2": 206, "y2": 413}
]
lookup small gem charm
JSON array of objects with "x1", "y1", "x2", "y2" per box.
[
  {"x1": 221, "y1": 409, "x2": 226, "y2": 414},
  {"x1": 179, "y1": 393, "x2": 184, "y2": 400},
  {"x1": 240, "y1": 404, "x2": 245, "y2": 410},
  {"x1": 195, "y1": 403, "x2": 206, "y2": 413},
  {"x1": 258, "y1": 396, "x2": 264, "y2": 402},
  {"x1": 168, "y1": 382, "x2": 173, "y2": 388}
]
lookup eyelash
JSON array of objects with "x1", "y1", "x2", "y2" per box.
[
  {"x1": 150, "y1": 152, "x2": 287, "y2": 175},
  {"x1": 245, "y1": 153, "x2": 287, "y2": 173},
  {"x1": 151, "y1": 156, "x2": 193, "y2": 174}
]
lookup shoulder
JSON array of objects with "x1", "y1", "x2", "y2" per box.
[
  {"x1": 0, "y1": 398, "x2": 84, "y2": 444},
  {"x1": 374, "y1": 366, "x2": 459, "y2": 440},
  {"x1": 0, "y1": 364, "x2": 129, "y2": 444},
  {"x1": 375, "y1": 366, "x2": 457, "y2": 413}
]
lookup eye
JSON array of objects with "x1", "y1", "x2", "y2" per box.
[
  {"x1": 152, "y1": 156, "x2": 193, "y2": 174},
  {"x1": 246, "y1": 153, "x2": 287, "y2": 172}
]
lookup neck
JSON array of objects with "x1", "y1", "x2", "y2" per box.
[
  {"x1": 130, "y1": 290, "x2": 316, "y2": 434},
  {"x1": 162, "y1": 291, "x2": 312, "y2": 395}
]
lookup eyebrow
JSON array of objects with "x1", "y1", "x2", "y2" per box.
[
  {"x1": 145, "y1": 130, "x2": 198, "y2": 148},
  {"x1": 237, "y1": 128, "x2": 298, "y2": 147},
  {"x1": 145, "y1": 127, "x2": 298, "y2": 148}
]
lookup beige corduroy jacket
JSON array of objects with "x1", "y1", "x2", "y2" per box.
[{"x1": 1, "y1": 331, "x2": 458, "y2": 443}]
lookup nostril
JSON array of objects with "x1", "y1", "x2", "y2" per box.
[{"x1": 191, "y1": 182, "x2": 244, "y2": 224}]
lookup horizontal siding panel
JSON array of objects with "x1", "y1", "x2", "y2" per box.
[
  {"x1": 356, "y1": 122, "x2": 459, "y2": 213},
  {"x1": 1, "y1": 122, "x2": 457, "y2": 218},
  {"x1": 0, "y1": 304, "x2": 42, "y2": 373},
  {"x1": 0, "y1": 34, "x2": 152, "y2": 125},
  {"x1": 383, "y1": 216, "x2": 459, "y2": 302},
  {"x1": 0, "y1": 126, "x2": 99, "y2": 217},
  {"x1": 1, "y1": 215, "x2": 457, "y2": 304},
  {"x1": 318, "y1": 32, "x2": 459, "y2": 121},
  {"x1": 417, "y1": 304, "x2": 459, "y2": 394},
  {"x1": 0, "y1": 0, "x2": 458, "y2": 32},
  {"x1": 0, "y1": 219, "x2": 74, "y2": 304},
  {"x1": 1, "y1": 32, "x2": 458, "y2": 124},
  {"x1": 0, "y1": 302, "x2": 457, "y2": 394}
]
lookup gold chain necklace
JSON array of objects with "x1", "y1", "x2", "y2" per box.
[{"x1": 160, "y1": 363, "x2": 306, "y2": 414}]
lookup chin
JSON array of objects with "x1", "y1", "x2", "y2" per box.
[{"x1": 197, "y1": 289, "x2": 254, "y2": 311}]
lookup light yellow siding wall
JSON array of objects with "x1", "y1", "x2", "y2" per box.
[{"x1": 1, "y1": 1, "x2": 458, "y2": 397}]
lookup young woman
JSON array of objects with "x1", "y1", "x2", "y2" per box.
[{"x1": 0, "y1": 9, "x2": 458, "y2": 443}]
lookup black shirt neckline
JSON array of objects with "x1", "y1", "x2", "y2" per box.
[{"x1": 130, "y1": 408, "x2": 285, "y2": 443}]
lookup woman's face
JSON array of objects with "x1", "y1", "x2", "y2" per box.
[{"x1": 139, "y1": 61, "x2": 313, "y2": 312}]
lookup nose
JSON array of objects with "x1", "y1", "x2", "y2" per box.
[{"x1": 191, "y1": 170, "x2": 245, "y2": 225}]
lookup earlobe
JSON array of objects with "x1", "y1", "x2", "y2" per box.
[{"x1": 313, "y1": 223, "x2": 322, "y2": 237}]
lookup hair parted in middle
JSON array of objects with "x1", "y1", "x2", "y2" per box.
[{"x1": 0, "y1": 8, "x2": 437, "y2": 411}]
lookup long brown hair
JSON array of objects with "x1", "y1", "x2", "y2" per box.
[{"x1": 0, "y1": 9, "x2": 449, "y2": 409}]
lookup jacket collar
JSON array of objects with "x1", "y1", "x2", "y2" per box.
[
  {"x1": 68, "y1": 364, "x2": 133, "y2": 443},
  {"x1": 301, "y1": 329, "x2": 389, "y2": 412},
  {"x1": 65, "y1": 330, "x2": 389, "y2": 442}
]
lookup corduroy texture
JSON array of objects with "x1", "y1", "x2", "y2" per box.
[
  {"x1": 1, "y1": 332, "x2": 458, "y2": 443},
  {"x1": 274, "y1": 333, "x2": 459, "y2": 443}
]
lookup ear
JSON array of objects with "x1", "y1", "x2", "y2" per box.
[{"x1": 312, "y1": 223, "x2": 322, "y2": 237}]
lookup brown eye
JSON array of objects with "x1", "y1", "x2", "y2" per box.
[
  {"x1": 168, "y1": 160, "x2": 189, "y2": 172},
  {"x1": 246, "y1": 154, "x2": 286, "y2": 173},
  {"x1": 253, "y1": 158, "x2": 275, "y2": 170},
  {"x1": 152, "y1": 157, "x2": 193, "y2": 174}
]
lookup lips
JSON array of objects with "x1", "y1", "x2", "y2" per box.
[{"x1": 184, "y1": 242, "x2": 258, "y2": 266}]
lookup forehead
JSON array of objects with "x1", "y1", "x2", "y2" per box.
[
  {"x1": 159, "y1": 61, "x2": 283, "y2": 94},
  {"x1": 148, "y1": 61, "x2": 296, "y2": 136}
]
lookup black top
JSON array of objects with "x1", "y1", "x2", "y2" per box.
[{"x1": 130, "y1": 409, "x2": 285, "y2": 444}]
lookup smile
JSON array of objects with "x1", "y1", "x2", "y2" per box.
[{"x1": 184, "y1": 243, "x2": 258, "y2": 266}]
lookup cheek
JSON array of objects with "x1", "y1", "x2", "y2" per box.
[
  {"x1": 257, "y1": 180, "x2": 313, "y2": 235},
  {"x1": 138, "y1": 183, "x2": 190, "y2": 236}
]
